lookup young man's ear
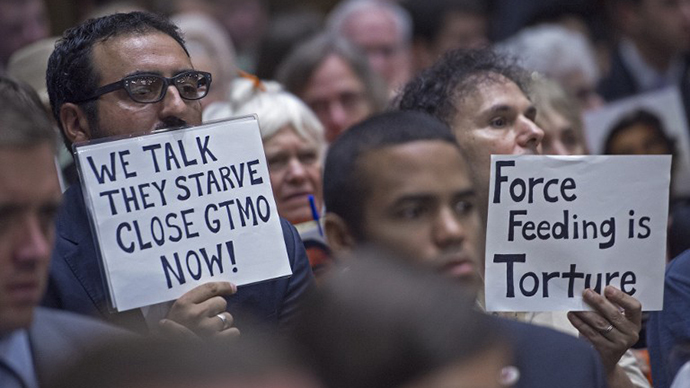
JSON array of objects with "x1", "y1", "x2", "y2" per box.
[
  {"x1": 59, "y1": 102, "x2": 93, "y2": 145},
  {"x1": 324, "y1": 213, "x2": 357, "y2": 255}
]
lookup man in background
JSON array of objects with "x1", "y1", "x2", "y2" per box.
[
  {"x1": 401, "y1": 0, "x2": 489, "y2": 73},
  {"x1": 0, "y1": 0, "x2": 49, "y2": 73},
  {"x1": 0, "y1": 75, "x2": 122, "y2": 388},
  {"x1": 327, "y1": 0, "x2": 413, "y2": 93},
  {"x1": 599, "y1": 0, "x2": 690, "y2": 100}
]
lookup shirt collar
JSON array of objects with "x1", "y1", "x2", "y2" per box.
[{"x1": 0, "y1": 330, "x2": 39, "y2": 388}]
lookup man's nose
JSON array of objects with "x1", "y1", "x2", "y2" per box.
[
  {"x1": 516, "y1": 117, "x2": 544, "y2": 153},
  {"x1": 15, "y1": 216, "x2": 52, "y2": 264},
  {"x1": 286, "y1": 158, "x2": 307, "y2": 183},
  {"x1": 433, "y1": 207, "x2": 465, "y2": 247},
  {"x1": 368, "y1": 53, "x2": 389, "y2": 76},
  {"x1": 327, "y1": 102, "x2": 349, "y2": 138},
  {"x1": 159, "y1": 85, "x2": 188, "y2": 119}
]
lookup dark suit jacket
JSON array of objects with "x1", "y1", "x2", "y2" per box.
[
  {"x1": 598, "y1": 45, "x2": 640, "y2": 102},
  {"x1": 598, "y1": 45, "x2": 690, "y2": 131},
  {"x1": 498, "y1": 317, "x2": 609, "y2": 388},
  {"x1": 42, "y1": 185, "x2": 314, "y2": 334},
  {"x1": 29, "y1": 307, "x2": 127, "y2": 386},
  {"x1": 647, "y1": 249, "x2": 690, "y2": 388}
]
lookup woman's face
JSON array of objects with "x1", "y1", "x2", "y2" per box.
[
  {"x1": 263, "y1": 125, "x2": 323, "y2": 224},
  {"x1": 608, "y1": 123, "x2": 671, "y2": 155},
  {"x1": 537, "y1": 107, "x2": 587, "y2": 156}
]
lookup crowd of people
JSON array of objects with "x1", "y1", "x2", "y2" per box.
[{"x1": 1, "y1": 0, "x2": 690, "y2": 387}]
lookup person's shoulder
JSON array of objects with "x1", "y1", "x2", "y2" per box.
[
  {"x1": 668, "y1": 249, "x2": 690, "y2": 273},
  {"x1": 32, "y1": 307, "x2": 130, "y2": 340},
  {"x1": 278, "y1": 217, "x2": 307, "y2": 263},
  {"x1": 665, "y1": 249, "x2": 690, "y2": 289},
  {"x1": 59, "y1": 184, "x2": 83, "y2": 210},
  {"x1": 491, "y1": 315, "x2": 607, "y2": 387},
  {"x1": 30, "y1": 308, "x2": 133, "y2": 383},
  {"x1": 54, "y1": 184, "x2": 88, "y2": 237},
  {"x1": 671, "y1": 361, "x2": 690, "y2": 388},
  {"x1": 495, "y1": 315, "x2": 582, "y2": 345},
  {"x1": 279, "y1": 217, "x2": 296, "y2": 235}
]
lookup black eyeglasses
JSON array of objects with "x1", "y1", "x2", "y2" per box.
[{"x1": 76, "y1": 70, "x2": 212, "y2": 104}]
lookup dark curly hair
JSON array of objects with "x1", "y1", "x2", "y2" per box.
[
  {"x1": 46, "y1": 11, "x2": 188, "y2": 150},
  {"x1": 396, "y1": 48, "x2": 529, "y2": 127}
]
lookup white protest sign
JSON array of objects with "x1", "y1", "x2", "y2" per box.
[
  {"x1": 484, "y1": 155, "x2": 670, "y2": 312},
  {"x1": 75, "y1": 116, "x2": 292, "y2": 312}
]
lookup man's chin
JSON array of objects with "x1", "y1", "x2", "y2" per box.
[
  {"x1": 441, "y1": 268, "x2": 482, "y2": 294},
  {"x1": 0, "y1": 308, "x2": 34, "y2": 334}
]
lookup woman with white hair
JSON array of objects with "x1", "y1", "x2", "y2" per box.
[{"x1": 204, "y1": 78, "x2": 331, "y2": 277}]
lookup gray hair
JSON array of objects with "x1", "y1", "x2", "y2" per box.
[
  {"x1": 496, "y1": 24, "x2": 600, "y2": 86},
  {"x1": 203, "y1": 78, "x2": 325, "y2": 151},
  {"x1": 276, "y1": 32, "x2": 388, "y2": 114},
  {"x1": 0, "y1": 76, "x2": 57, "y2": 148},
  {"x1": 530, "y1": 74, "x2": 583, "y2": 133},
  {"x1": 326, "y1": 0, "x2": 413, "y2": 44}
]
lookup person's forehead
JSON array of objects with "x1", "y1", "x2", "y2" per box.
[
  {"x1": 457, "y1": 75, "x2": 530, "y2": 112},
  {"x1": 264, "y1": 125, "x2": 318, "y2": 149},
  {"x1": 305, "y1": 55, "x2": 365, "y2": 97},
  {"x1": 91, "y1": 32, "x2": 192, "y2": 81},
  {"x1": 358, "y1": 140, "x2": 472, "y2": 194},
  {"x1": 619, "y1": 123, "x2": 657, "y2": 137},
  {"x1": 0, "y1": 144, "x2": 59, "y2": 200},
  {"x1": 346, "y1": 7, "x2": 397, "y2": 29},
  {"x1": 541, "y1": 108, "x2": 570, "y2": 131}
]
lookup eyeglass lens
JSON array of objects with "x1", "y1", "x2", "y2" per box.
[{"x1": 124, "y1": 72, "x2": 210, "y2": 103}]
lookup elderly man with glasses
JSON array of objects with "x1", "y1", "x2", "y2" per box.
[{"x1": 43, "y1": 11, "x2": 314, "y2": 337}]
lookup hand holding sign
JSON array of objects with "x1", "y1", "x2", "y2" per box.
[
  {"x1": 568, "y1": 286, "x2": 642, "y2": 373},
  {"x1": 158, "y1": 281, "x2": 240, "y2": 338},
  {"x1": 75, "y1": 117, "x2": 293, "y2": 311}
]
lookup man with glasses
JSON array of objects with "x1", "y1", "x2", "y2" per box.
[{"x1": 44, "y1": 11, "x2": 314, "y2": 337}]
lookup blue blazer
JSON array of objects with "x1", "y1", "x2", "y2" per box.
[
  {"x1": 497, "y1": 317, "x2": 608, "y2": 388},
  {"x1": 647, "y1": 249, "x2": 690, "y2": 388},
  {"x1": 42, "y1": 185, "x2": 315, "y2": 334}
]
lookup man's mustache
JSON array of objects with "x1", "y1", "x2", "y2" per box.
[{"x1": 155, "y1": 117, "x2": 188, "y2": 131}]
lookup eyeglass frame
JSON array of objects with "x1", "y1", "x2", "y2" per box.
[{"x1": 73, "y1": 70, "x2": 213, "y2": 104}]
